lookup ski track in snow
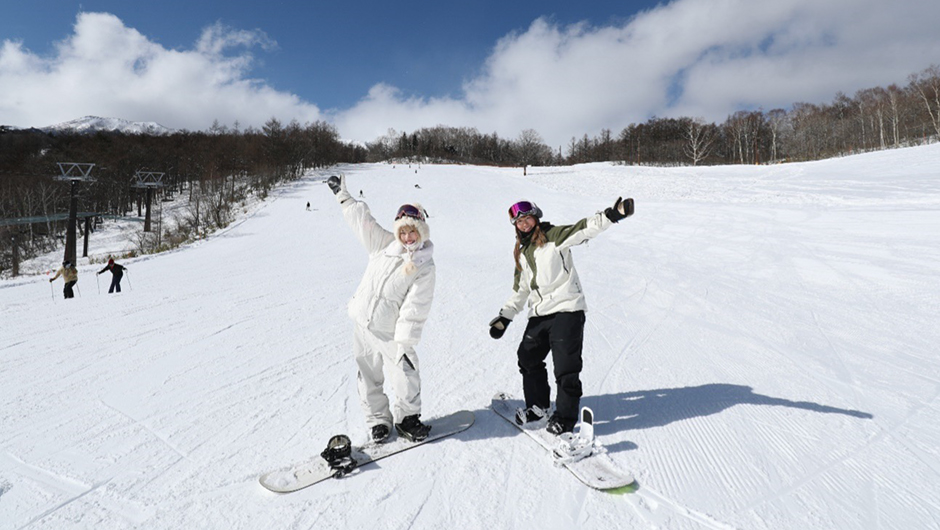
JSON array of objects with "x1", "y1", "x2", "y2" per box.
[{"x1": 3, "y1": 145, "x2": 940, "y2": 529}]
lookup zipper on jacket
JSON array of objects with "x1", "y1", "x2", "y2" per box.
[
  {"x1": 367, "y1": 259, "x2": 399, "y2": 321},
  {"x1": 532, "y1": 289, "x2": 543, "y2": 316},
  {"x1": 560, "y1": 251, "x2": 570, "y2": 274}
]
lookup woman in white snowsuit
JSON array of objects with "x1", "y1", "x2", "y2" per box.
[
  {"x1": 489, "y1": 197, "x2": 634, "y2": 435},
  {"x1": 327, "y1": 174, "x2": 436, "y2": 443}
]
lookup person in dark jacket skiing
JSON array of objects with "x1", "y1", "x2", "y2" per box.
[
  {"x1": 50, "y1": 260, "x2": 78, "y2": 299},
  {"x1": 488, "y1": 197, "x2": 634, "y2": 435},
  {"x1": 97, "y1": 258, "x2": 126, "y2": 293}
]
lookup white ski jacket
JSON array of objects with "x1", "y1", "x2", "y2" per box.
[
  {"x1": 340, "y1": 198, "x2": 436, "y2": 349},
  {"x1": 499, "y1": 211, "x2": 613, "y2": 320}
]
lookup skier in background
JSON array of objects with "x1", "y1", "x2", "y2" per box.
[
  {"x1": 50, "y1": 260, "x2": 78, "y2": 299},
  {"x1": 488, "y1": 197, "x2": 634, "y2": 435},
  {"x1": 96, "y1": 258, "x2": 126, "y2": 294},
  {"x1": 327, "y1": 174, "x2": 436, "y2": 444}
]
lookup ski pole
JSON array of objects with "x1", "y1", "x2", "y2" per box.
[
  {"x1": 77, "y1": 284, "x2": 82, "y2": 298},
  {"x1": 126, "y1": 270, "x2": 133, "y2": 291},
  {"x1": 96, "y1": 273, "x2": 100, "y2": 294},
  {"x1": 50, "y1": 280, "x2": 56, "y2": 303}
]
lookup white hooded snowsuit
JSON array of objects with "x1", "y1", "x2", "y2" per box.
[{"x1": 338, "y1": 195, "x2": 436, "y2": 429}]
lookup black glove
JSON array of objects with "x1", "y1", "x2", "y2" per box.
[
  {"x1": 326, "y1": 175, "x2": 342, "y2": 195},
  {"x1": 605, "y1": 197, "x2": 634, "y2": 223},
  {"x1": 489, "y1": 316, "x2": 511, "y2": 339}
]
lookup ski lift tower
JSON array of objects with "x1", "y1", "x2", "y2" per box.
[
  {"x1": 131, "y1": 171, "x2": 165, "y2": 232},
  {"x1": 54, "y1": 162, "x2": 95, "y2": 266}
]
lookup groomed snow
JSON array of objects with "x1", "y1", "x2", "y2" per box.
[{"x1": 2, "y1": 144, "x2": 940, "y2": 529}]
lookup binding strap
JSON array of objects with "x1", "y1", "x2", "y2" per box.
[
  {"x1": 552, "y1": 433, "x2": 595, "y2": 466},
  {"x1": 321, "y1": 434, "x2": 359, "y2": 478}
]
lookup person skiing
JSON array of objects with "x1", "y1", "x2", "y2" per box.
[
  {"x1": 488, "y1": 197, "x2": 635, "y2": 435},
  {"x1": 96, "y1": 258, "x2": 126, "y2": 294},
  {"x1": 50, "y1": 260, "x2": 78, "y2": 299},
  {"x1": 327, "y1": 174, "x2": 436, "y2": 444}
]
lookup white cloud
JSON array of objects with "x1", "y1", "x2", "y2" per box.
[
  {"x1": 0, "y1": 12, "x2": 319, "y2": 130},
  {"x1": 4, "y1": 2, "x2": 940, "y2": 147},
  {"x1": 336, "y1": 0, "x2": 940, "y2": 147}
]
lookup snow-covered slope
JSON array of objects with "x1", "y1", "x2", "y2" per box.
[
  {"x1": 42, "y1": 116, "x2": 174, "y2": 135},
  {"x1": 2, "y1": 145, "x2": 940, "y2": 529}
]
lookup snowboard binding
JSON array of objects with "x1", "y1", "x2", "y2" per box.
[
  {"x1": 552, "y1": 433, "x2": 596, "y2": 465},
  {"x1": 551, "y1": 407, "x2": 599, "y2": 466},
  {"x1": 321, "y1": 434, "x2": 359, "y2": 478}
]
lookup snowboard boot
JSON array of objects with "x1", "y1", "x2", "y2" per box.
[
  {"x1": 515, "y1": 405, "x2": 548, "y2": 427},
  {"x1": 371, "y1": 424, "x2": 391, "y2": 444},
  {"x1": 547, "y1": 415, "x2": 576, "y2": 436},
  {"x1": 395, "y1": 414, "x2": 431, "y2": 442}
]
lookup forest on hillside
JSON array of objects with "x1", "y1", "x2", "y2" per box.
[
  {"x1": 367, "y1": 64, "x2": 940, "y2": 167},
  {"x1": 2, "y1": 64, "x2": 939, "y2": 274}
]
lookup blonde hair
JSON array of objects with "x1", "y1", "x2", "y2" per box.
[{"x1": 513, "y1": 224, "x2": 546, "y2": 271}]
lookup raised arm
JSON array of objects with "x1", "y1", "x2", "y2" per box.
[{"x1": 328, "y1": 175, "x2": 394, "y2": 254}]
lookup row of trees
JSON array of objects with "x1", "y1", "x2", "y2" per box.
[
  {"x1": 365, "y1": 126, "x2": 558, "y2": 167},
  {"x1": 0, "y1": 119, "x2": 364, "y2": 273},
  {"x1": 365, "y1": 64, "x2": 940, "y2": 167},
  {"x1": 3, "y1": 64, "x2": 939, "y2": 274}
]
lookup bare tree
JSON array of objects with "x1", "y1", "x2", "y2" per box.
[
  {"x1": 857, "y1": 87, "x2": 888, "y2": 150},
  {"x1": 885, "y1": 84, "x2": 905, "y2": 147},
  {"x1": 766, "y1": 109, "x2": 789, "y2": 163},
  {"x1": 683, "y1": 118, "x2": 716, "y2": 165},
  {"x1": 516, "y1": 129, "x2": 551, "y2": 171},
  {"x1": 909, "y1": 65, "x2": 940, "y2": 139}
]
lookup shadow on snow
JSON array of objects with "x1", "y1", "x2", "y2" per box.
[
  {"x1": 448, "y1": 384, "x2": 873, "y2": 456},
  {"x1": 582, "y1": 383, "x2": 873, "y2": 453}
]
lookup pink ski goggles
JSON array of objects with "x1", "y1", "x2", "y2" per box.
[
  {"x1": 508, "y1": 201, "x2": 540, "y2": 224},
  {"x1": 396, "y1": 204, "x2": 425, "y2": 222}
]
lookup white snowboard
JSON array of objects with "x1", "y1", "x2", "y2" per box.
[
  {"x1": 491, "y1": 392, "x2": 634, "y2": 490},
  {"x1": 260, "y1": 410, "x2": 475, "y2": 493}
]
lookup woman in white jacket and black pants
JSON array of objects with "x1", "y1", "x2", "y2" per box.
[
  {"x1": 328, "y1": 175, "x2": 436, "y2": 444},
  {"x1": 489, "y1": 197, "x2": 634, "y2": 435}
]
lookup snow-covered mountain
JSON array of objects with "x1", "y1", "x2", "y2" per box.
[
  {"x1": 2, "y1": 144, "x2": 940, "y2": 529},
  {"x1": 42, "y1": 115, "x2": 175, "y2": 135}
]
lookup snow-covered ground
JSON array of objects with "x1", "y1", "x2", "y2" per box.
[{"x1": 2, "y1": 145, "x2": 939, "y2": 529}]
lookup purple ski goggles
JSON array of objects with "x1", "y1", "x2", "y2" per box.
[
  {"x1": 508, "y1": 201, "x2": 541, "y2": 224},
  {"x1": 396, "y1": 204, "x2": 425, "y2": 222}
]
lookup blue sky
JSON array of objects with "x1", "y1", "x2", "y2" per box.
[
  {"x1": 1, "y1": 0, "x2": 654, "y2": 111},
  {"x1": 2, "y1": 0, "x2": 940, "y2": 147}
]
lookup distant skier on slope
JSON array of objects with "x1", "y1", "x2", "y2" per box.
[
  {"x1": 50, "y1": 260, "x2": 78, "y2": 299},
  {"x1": 96, "y1": 258, "x2": 126, "y2": 294},
  {"x1": 488, "y1": 197, "x2": 634, "y2": 435},
  {"x1": 327, "y1": 174, "x2": 436, "y2": 444}
]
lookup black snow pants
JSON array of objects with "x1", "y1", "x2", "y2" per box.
[
  {"x1": 109, "y1": 274, "x2": 122, "y2": 293},
  {"x1": 516, "y1": 310, "x2": 585, "y2": 423},
  {"x1": 63, "y1": 280, "x2": 76, "y2": 299}
]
